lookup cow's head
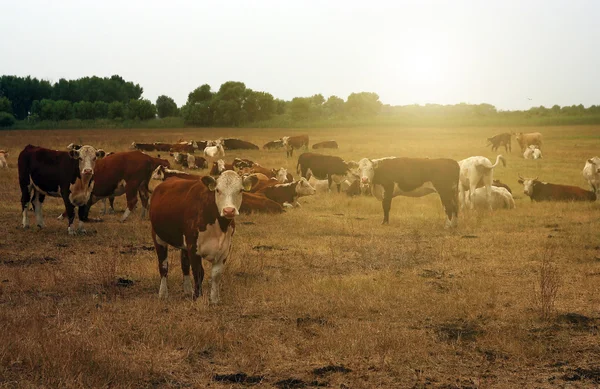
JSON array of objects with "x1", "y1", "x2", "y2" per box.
[
  {"x1": 130, "y1": 142, "x2": 137, "y2": 150},
  {"x1": 201, "y1": 170, "x2": 257, "y2": 219},
  {"x1": 216, "y1": 159, "x2": 227, "y2": 174},
  {"x1": 69, "y1": 145, "x2": 103, "y2": 177},
  {"x1": 517, "y1": 174, "x2": 539, "y2": 197},
  {"x1": 357, "y1": 158, "x2": 378, "y2": 187},
  {"x1": 295, "y1": 178, "x2": 316, "y2": 197},
  {"x1": 151, "y1": 165, "x2": 167, "y2": 181},
  {"x1": 191, "y1": 140, "x2": 198, "y2": 149},
  {"x1": 281, "y1": 136, "x2": 291, "y2": 148},
  {"x1": 0, "y1": 150, "x2": 8, "y2": 158},
  {"x1": 587, "y1": 157, "x2": 600, "y2": 174},
  {"x1": 274, "y1": 167, "x2": 289, "y2": 183},
  {"x1": 172, "y1": 152, "x2": 184, "y2": 164}
]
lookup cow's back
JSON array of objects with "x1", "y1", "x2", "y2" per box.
[
  {"x1": 19, "y1": 145, "x2": 75, "y2": 189},
  {"x1": 374, "y1": 158, "x2": 459, "y2": 190}
]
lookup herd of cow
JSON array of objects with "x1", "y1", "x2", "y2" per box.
[{"x1": 6, "y1": 131, "x2": 600, "y2": 303}]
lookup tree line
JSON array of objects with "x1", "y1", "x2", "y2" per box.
[{"x1": 1, "y1": 74, "x2": 599, "y2": 129}]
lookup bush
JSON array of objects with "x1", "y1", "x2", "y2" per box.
[
  {"x1": 0, "y1": 112, "x2": 16, "y2": 128},
  {"x1": 127, "y1": 99, "x2": 156, "y2": 120},
  {"x1": 156, "y1": 95, "x2": 178, "y2": 118},
  {"x1": 108, "y1": 101, "x2": 125, "y2": 120},
  {"x1": 0, "y1": 96, "x2": 13, "y2": 114}
]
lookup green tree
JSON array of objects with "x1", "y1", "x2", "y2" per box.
[
  {"x1": 127, "y1": 99, "x2": 156, "y2": 120},
  {"x1": 288, "y1": 97, "x2": 312, "y2": 121},
  {"x1": 0, "y1": 112, "x2": 15, "y2": 128},
  {"x1": 93, "y1": 101, "x2": 109, "y2": 118},
  {"x1": 182, "y1": 101, "x2": 213, "y2": 126},
  {"x1": 108, "y1": 101, "x2": 126, "y2": 119},
  {"x1": 0, "y1": 96, "x2": 13, "y2": 114},
  {"x1": 188, "y1": 84, "x2": 213, "y2": 104},
  {"x1": 345, "y1": 92, "x2": 382, "y2": 117},
  {"x1": 323, "y1": 95, "x2": 345, "y2": 117},
  {"x1": 73, "y1": 101, "x2": 96, "y2": 120},
  {"x1": 156, "y1": 95, "x2": 179, "y2": 118}
]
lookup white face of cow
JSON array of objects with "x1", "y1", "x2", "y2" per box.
[
  {"x1": 151, "y1": 165, "x2": 166, "y2": 181},
  {"x1": 588, "y1": 157, "x2": 600, "y2": 174},
  {"x1": 69, "y1": 145, "x2": 103, "y2": 177},
  {"x1": 201, "y1": 171, "x2": 256, "y2": 219},
  {"x1": 281, "y1": 136, "x2": 290, "y2": 148},
  {"x1": 275, "y1": 167, "x2": 288, "y2": 183},
  {"x1": 216, "y1": 159, "x2": 226, "y2": 173},
  {"x1": 295, "y1": 177, "x2": 316, "y2": 196},
  {"x1": 518, "y1": 177, "x2": 538, "y2": 197},
  {"x1": 357, "y1": 158, "x2": 376, "y2": 186}
]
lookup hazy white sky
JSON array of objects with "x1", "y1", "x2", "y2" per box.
[{"x1": 1, "y1": 0, "x2": 598, "y2": 110}]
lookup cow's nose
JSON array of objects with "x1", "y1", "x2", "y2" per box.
[
  {"x1": 83, "y1": 169, "x2": 93, "y2": 175},
  {"x1": 361, "y1": 177, "x2": 369, "y2": 183},
  {"x1": 222, "y1": 207, "x2": 236, "y2": 218}
]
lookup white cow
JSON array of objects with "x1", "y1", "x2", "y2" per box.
[
  {"x1": 463, "y1": 186, "x2": 515, "y2": 210},
  {"x1": 356, "y1": 157, "x2": 437, "y2": 200},
  {"x1": 0, "y1": 150, "x2": 8, "y2": 168},
  {"x1": 305, "y1": 168, "x2": 354, "y2": 193},
  {"x1": 204, "y1": 141, "x2": 225, "y2": 159},
  {"x1": 458, "y1": 155, "x2": 506, "y2": 210},
  {"x1": 274, "y1": 167, "x2": 290, "y2": 183},
  {"x1": 583, "y1": 157, "x2": 600, "y2": 198},
  {"x1": 523, "y1": 145, "x2": 542, "y2": 160}
]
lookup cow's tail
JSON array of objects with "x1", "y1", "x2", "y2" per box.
[{"x1": 486, "y1": 155, "x2": 506, "y2": 169}]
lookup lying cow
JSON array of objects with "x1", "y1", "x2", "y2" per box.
[
  {"x1": 297, "y1": 152, "x2": 353, "y2": 192},
  {"x1": 222, "y1": 138, "x2": 259, "y2": 150},
  {"x1": 204, "y1": 141, "x2": 225, "y2": 159},
  {"x1": 282, "y1": 135, "x2": 309, "y2": 157},
  {"x1": 464, "y1": 186, "x2": 515, "y2": 210},
  {"x1": 523, "y1": 145, "x2": 542, "y2": 160},
  {"x1": 153, "y1": 142, "x2": 173, "y2": 152},
  {"x1": 518, "y1": 175, "x2": 596, "y2": 202},
  {"x1": 19, "y1": 144, "x2": 104, "y2": 234},
  {"x1": 172, "y1": 152, "x2": 205, "y2": 169},
  {"x1": 486, "y1": 133, "x2": 512, "y2": 153},
  {"x1": 210, "y1": 159, "x2": 234, "y2": 176},
  {"x1": 514, "y1": 132, "x2": 543, "y2": 153},
  {"x1": 263, "y1": 139, "x2": 284, "y2": 150},
  {"x1": 149, "y1": 171, "x2": 257, "y2": 303},
  {"x1": 491, "y1": 179, "x2": 512, "y2": 194},
  {"x1": 232, "y1": 158, "x2": 256, "y2": 169},
  {"x1": 259, "y1": 178, "x2": 316, "y2": 208},
  {"x1": 369, "y1": 157, "x2": 460, "y2": 227},
  {"x1": 312, "y1": 140, "x2": 338, "y2": 149},
  {"x1": 170, "y1": 141, "x2": 198, "y2": 154},
  {"x1": 458, "y1": 155, "x2": 506, "y2": 210},
  {"x1": 583, "y1": 157, "x2": 600, "y2": 196},
  {"x1": 0, "y1": 150, "x2": 8, "y2": 168},
  {"x1": 130, "y1": 142, "x2": 156, "y2": 152}
]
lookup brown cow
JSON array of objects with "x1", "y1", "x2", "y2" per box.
[
  {"x1": 282, "y1": 135, "x2": 309, "y2": 157},
  {"x1": 312, "y1": 140, "x2": 338, "y2": 149},
  {"x1": 169, "y1": 141, "x2": 198, "y2": 154},
  {"x1": 149, "y1": 171, "x2": 257, "y2": 303},
  {"x1": 0, "y1": 150, "x2": 8, "y2": 168},
  {"x1": 232, "y1": 158, "x2": 256, "y2": 169},
  {"x1": 518, "y1": 175, "x2": 596, "y2": 202},
  {"x1": 153, "y1": 142, "x2": 172, "y2": 152},
  {"x1": 259, "y1": 178, "x2": 316, "y2": 207},
  {"x1": 371, "y1": 158, "x2": 460, "y2": 227},
  {"x1": 486, "y1": 133, "x2": 511, "y2": 152},
  {"x1": 514, "y1": 132, "x2": 543, "y2": 153},
  {"x1": 19, "y1": 144, "x2": 105, "y2": 234}
]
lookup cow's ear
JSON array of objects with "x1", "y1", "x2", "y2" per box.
[
  {"x1": 69, "y1": 149, "x2": 80, "y2": 159},
  {"x1": 201, "y1": 176, "x2": 217, "y2": 191},
  {"x1": 370, "y1": 159, "x2": 379, "y2": 168},
  {"x1": 588, "y1": 159, "x2": 595, "y2": 164},
  {"x1": 96, "y1": 149, "x2": 106, "y2": 158},
  {"x1": 517, "y1": 179, "x2": 524, "y2": 184},
  {"x1": 242, "y1": 175, "x2": 258, "y2": 191}
]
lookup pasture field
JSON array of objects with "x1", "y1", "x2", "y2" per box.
[{"x1": 0, "y1": 126, "x2": 599, "y2": 388}]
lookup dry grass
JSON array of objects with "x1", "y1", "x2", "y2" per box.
[{"x1": 0, "y1": 126, "x2": 599, "y2": 388}]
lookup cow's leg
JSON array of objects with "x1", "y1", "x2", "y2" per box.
[
  {"x1": 154, "y1": 232, "x2": 169, "y2": 298},
  {"x1": 107, "y1": 196, "x2": 115, "y2": 214},
  {"x1": 190, "y1": 254, "x2": 204, "y2": 300},
  {"x1": 458, "y1": 184, "x2": 466, "y2": 210},
  {"x1": 336, "y1": 183, "x2": 341, "y2": 193},
  {"x1": 210, "y1": 258, "x2": 224, "y2": 304},
  {"x1": 181, "y1": 249, "x2": 193, "y2": 297},
  {"x1": 77, "y1": 206, "x2": 87, "y2": 233},
  {"x1": 63, "y1": 194, "x2": 77, "y2": 235},
  {"x1": 438, "y1": 185, "x2": 459, "y2": 228},
  {"x1": 138, "y1": 183, "x2": 150, "y2": 219},
  {"x1": 381, "y1": 183, "x2": 394, "y2": 224},
  {"x1": 485, "y1": 184, "x2": 493, "y2": 211},
  {"x1": 121, "y1": 181, "x2": 140, "y2": 222},
  {"x1": 21, "y1": 186, "x2": 32, "y2": 229},
  {"x1": 32, "y1": 192, "x2": 45, "y2": 228}
]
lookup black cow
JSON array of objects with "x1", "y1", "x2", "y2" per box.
[
  {"x1": 222, "y1": 138, "x2": 260, "y2": 150},
  {"x1": 296, "y1": 152, "x2": 351, "y2": 192}
]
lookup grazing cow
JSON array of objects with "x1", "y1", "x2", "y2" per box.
[
  {"x1": 84, "y1": 151, "x2": 170, "y2": 221},
  {"x1": 170, "y1": 141, "x2": 198, "y2": 154},
  {"x1": 312, "y1": 140, "x2": 339, "y2": 149},
  {"x1": 263, "y1": 139, "x2": 284, "y2": 150},
  {"x1": 514, "y1": 132, "x2": 543, "y2": 153},
  {"x1": 0, "y1": 150, "x2": 8, "y2": 168},
  {"x1": 582, "y1": 157, "x2": 600, "y2": 196},
  {"x1": 130, "y1": 142, "x2": 157, "y2": 152},
  {"x1": 486, "y1": 133, "x2": 512, "y2": 153},
  {"x1": 282, "y1": 135, "x2": 309, "y2": 157},
  {"x1": 222, "y1": 138, "x2": 259, "y2": 150},
  {"x1": 232, "y1": 158, "x2": 255, "y2": 170},
  {"x1": 458, "y1": 155, "x2": 506, "y2": 210},
  {"x1": 149, "y1": 171, "x2": 257, "y2": 303},
  {"x1": 356, "y1": 158, "x2": 437, "y2": 198},
  {"x1": 260, "y1": 178, "x2": 316, "y2": 207},
  {"x1": 523, "y1": 145, "x2": 543, "y2": 160},
  {"x1": 518, "y1": 175, "x2": 596, "y2": 202},
  {"x1": 19, "y1": 144, "x2": 104, "y2": 234},
  {"x1": 210, "y1": 159, "x2": 234, "y2": 176},
  {"x1": 204, "y1": 142, "x2": 225, "y2": 159},
  {"x1": 153, "y1": 142, "x2": 173, "y2": 152},
  {"x1": 370, "y1": 158, "x2": 460, "y2": 227},
  {"x1": 297, "y1": 152, "x2": 353, "y2": 192},
  {"x1": 465, "y1": 186, "x2": 515, "y2": 210}
]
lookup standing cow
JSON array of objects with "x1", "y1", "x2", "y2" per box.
[
  {"x1": 370, "y1": 157, "x2": 460, "y2": 228},
  {"x1": 297, "y1": 152, "x2": 353, "y2": 192},
  {"x1": 486, "y1": 133, "x2": 512, "y2": 152},
  {"x1": 514, "y1": 132, "x2": 543, "y2": 153},
  {"x1": 0, "y1": 150, "x2": 8, "y2": 168},
  {"x1": 282, "y1": 135, "x2": 309, "y2": 157},
  {"x1": 582, "y1": 157, "x2": 600, "y2": 198},
  {"x1": 149, "y1": 171, "x2": 257, "y2": 303},
  {"x1": 458, "y1": 155, "x2": 506, "y2": 210},
  {"x1": 18, "y1": 144, "x2": 104, "y2": 234}
]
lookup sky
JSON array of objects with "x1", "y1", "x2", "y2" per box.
[{"x1": 1, "y1": 0, "x2": 599, "y2": 110}]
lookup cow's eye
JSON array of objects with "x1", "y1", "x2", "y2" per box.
[
  {"x1": 239, "y1": 189, "x2": 243, "y2": 193},
  {"x1": 216, "y1": 189, "x2": 220, "y2": 194}
]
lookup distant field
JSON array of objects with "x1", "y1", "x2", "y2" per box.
[{"x1": 0, "y1": 125, "x2": 599, "y2": 388}]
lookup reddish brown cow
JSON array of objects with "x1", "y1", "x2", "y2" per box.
[
  {"x1": 282, "y1": 135, "x2": 309, "y2": 157},
  {"x1": 18, "y1": 144, "x2": 104, "y2": 234},
  {"x1": 149, "y1": 171, "x2": 257, "y2": 303},
  {"x1": 518, "y1": 176, "x2": 596, "y2": 202},
  {"x1": 169, "y1": 142, "x2": 197, "y2": 154},
  {"x1": 153, "y1": 142, "x2": 172, "y2": 152},
  {"x1": 259, "y1": 178, "x2": 316, "y2": 207},
  {"x1": 86, "y1": 151, "x2": 170, "y2": 221}
]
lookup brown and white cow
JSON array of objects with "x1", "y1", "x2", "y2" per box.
[
  {"x1": 170, "y1": 141, "x2": 198, "y2": 154},
  {"x1": 149, "y1": 171, "x2": 257, "y2": 303},
  {"x1": 583, "y1": 157, "x2": 600, "y2": 197},
  {"x1": 486, "y1": 133, "x2": 512, "y2": 153},
  {"x1": 263, "y1": 139, "x2": 284, "y2": 150},
  {"x1": 232, "y1": 158, "x2": 256, "y2": 170},
  {"x1": 130, "y1": 142, "x2": 157, "y2": 152},
  {"x1": 222, "y1": 138, "x2": 260, "y2": 150},
  {"x1": 273, "y1": 167, "x2": 293, "y2": 183},
  {"x1": 518, "y1": 175, "x2": 596, "y2": 202},
  {"x1": 0, "y1": 150, "x2": 8, "y2": 168},
  {"x1": 210, "y1": 159, "x2": 234, "y2": 176},
  {"x1": 514, "y1": 132, "x2": 543, "y2": 153},
  {"x1": 297, "y1": 152, "x2": 354, "y2": 192},
  {"x1": 458, "y1": 155, "x2": 506, "y2": 210},
  {"x1": 370, "y1": 157, "x2": 460, "y2": 227},
  {"x1": 282, "y1": 135, "x2": 309, "y2": 157},
  {"x1": 357, "y1": 158, "x2": 438, "y2": 198},
  {"x1": 259, "y1": 178, "x2": 316, "y2": 208},
  {"x1": 19, "y1": 144, "x2": 105, "y2": 234}
]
